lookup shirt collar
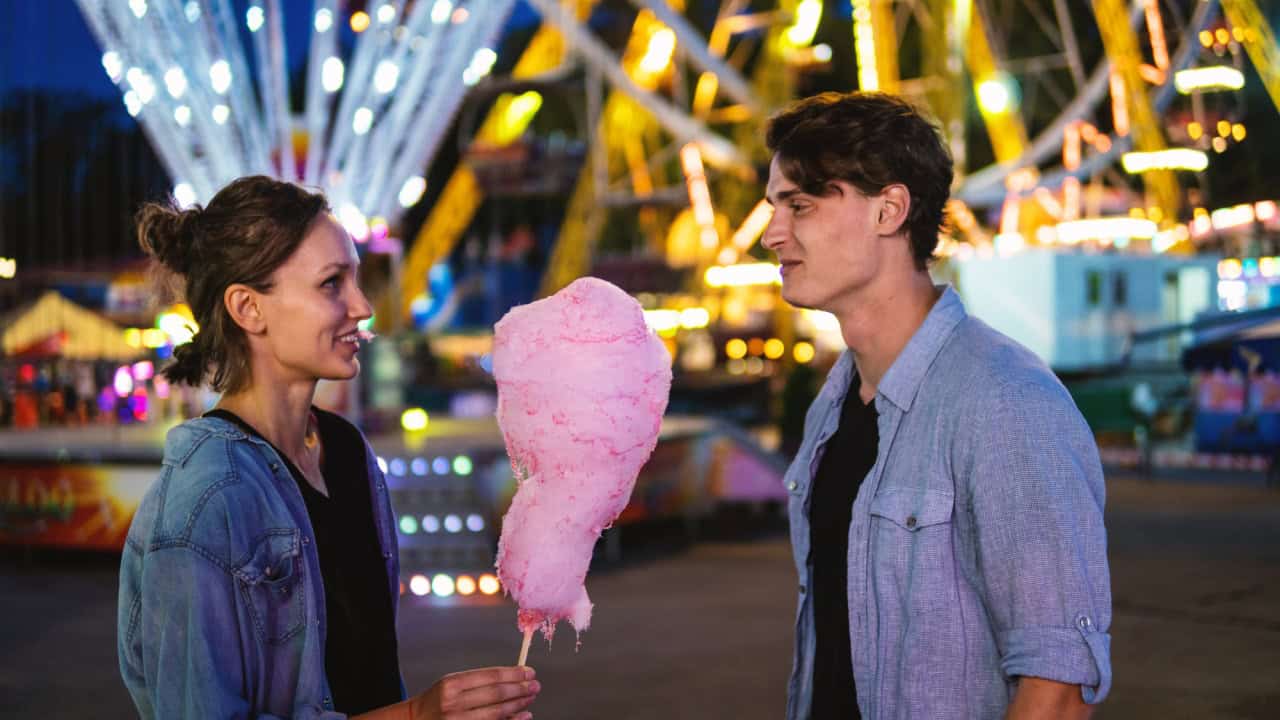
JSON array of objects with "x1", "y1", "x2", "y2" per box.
[{"x1": 870, "y1": 285, "x2": 967, "y2": 413}]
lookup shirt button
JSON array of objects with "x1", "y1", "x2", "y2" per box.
[
  {"x1": 383, "y1": 551, "x2": 392, "y2": 559},
  {"x1": 1078, "y1": 615, "x2": 1094, "y2": 631},
  {"x1": 798, "y1": 584, "x2": 807, "y2": 594},
  {"x1": 787, "y1": 481, "x2": 798, "y2": 492},
  {"x1": 270, "y1": 463, "x2": 280, "y2": 471},
  {"x1": 905, "y1": 515, "x2": 917, "y2": 529},
  {"x1": 377, "y1": 483, "x2": 385, "y2": 491},
  {"x1": 264, "y1": 566, "x2": 274, "y2": 577},
  {"x1": 302, "y1": 537, "x2": 310, "y2": 545}
]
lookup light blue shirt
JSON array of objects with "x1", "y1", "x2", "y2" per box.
[
  {"x1": 785, "y1": 287, "x2": 1112, "y2": 719},
  {"x1": 118, "y1": 416, "x2": 402, "y2": 719}
]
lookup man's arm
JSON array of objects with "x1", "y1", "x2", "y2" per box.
[
  {"x1": 966, "y1": 376, "x2": 1113, "y2": 708},
  {"x1": 1006, "y1": 677, "x2": 1094, "y2": 720}
]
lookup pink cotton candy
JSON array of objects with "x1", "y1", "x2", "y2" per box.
[{"x1": 493, "y1": 277, "x2": 672, "y2": 643}]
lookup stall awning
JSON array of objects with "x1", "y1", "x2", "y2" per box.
[{"x1": 1, "y1": 291, "x2": 141, "y2": 362}]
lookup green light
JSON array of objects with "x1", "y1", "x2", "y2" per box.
[
  {"x1": 452, "y1": 455, "x2": 473, "y2": 476},
  {"x1": 399, "y1": 515, "x2": 418, "y2": 534},
  {"x1": 358, "y1": 316, "x2": 375, "y2": 332}
]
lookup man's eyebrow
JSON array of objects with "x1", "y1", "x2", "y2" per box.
[{"x1": 767, "y1": 188, "x2": 804, "y2": 205}]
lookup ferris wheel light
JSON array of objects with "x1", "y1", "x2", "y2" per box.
[
  {"x1": 211, "y1": 104, "x2": 230, "y2": 124},
  {"x1": 246, "y1": 6, "x2": 264, "y2": 32},
  {"x1": 353, "y1": 107, "x2": 374, "y2": 135},
  {"x1": 174, "y1": 105, "x2": 191, "y2": 126},
  {"x1": 1121, "y1": 148, "x2": 1209, "y2": 174},
  {"x1": 431, "y1": 0, "x2": 453, "y2": 24},
  {"x1": 102, "y1": 52, "x2": 124, "y2": 81},
  {"x1": 639, "y1": 28, "x2": 677, "y2": 75},
  {"x1": 398, "y1": 176, "x2": 427, "y2": 208},
  {"x1": 123, "y1": 91, "x2": 143, "y2": 117},
  {"x1": 129, "y1": 0, "x2": 148, "y2": 19},
  {"x1": 321, "y1": 57, "x2": 344, "y2": 93},
  {"x1": 164, "y1": 67, "x2": 187, "y2": 98},
  {"x1": 976, "y1": 76, "x2": 1014, "y2": 114},
  {"x1": 209, "y1": 60, "x2": 232, "y2": 94},
  {"x1": 1174, "y1": 65, "x2": 1245, "y2": 94},
  {"x1": 173, "y1": 183, "x2": 197, "y2": 210},
  {"x1": 374, "y1": 61, "x2": 400, "y2": 94},
  {"x1": 314, "y1": 8, "x2": 333, "y2": 32},
  {"x1": 785, "y1": 0, "x2": 823, "y2": 47},
  {"x1": 376, "y1": 4, "x2": 396, "y2": 24}
]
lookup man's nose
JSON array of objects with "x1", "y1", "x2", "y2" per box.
[{"x1": 760, "y1": 217, "x2": 787, "y2": 251}]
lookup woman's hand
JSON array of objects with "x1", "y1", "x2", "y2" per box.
[{"x1": 408, "y1": 666, "x2": 540, "y2": 720}]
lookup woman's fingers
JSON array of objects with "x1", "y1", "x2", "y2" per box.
[
  {"x1": 444, "y1": 666, "x2": 535, "y2": 694},
  {"x1": 454, "y1": 678, "x2": 539, "y2": 711},
  {"x1": 455, "y1": 693, "x2": 536, "y2": 720}
]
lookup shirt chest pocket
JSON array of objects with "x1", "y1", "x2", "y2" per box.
[
  {"x1": 234, "y1": 529, "x2": 306, "y2": 645},
  {"x1": 868, "y1": 488, "x2": 956, "y2": 613}
]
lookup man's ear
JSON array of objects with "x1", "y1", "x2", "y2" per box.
[
  {"x1": 875, "y1": 184, "x2": 912, "y2": 236},
  {"x1": 224, "y1": 284, "x2": 266, "y2": 335}
]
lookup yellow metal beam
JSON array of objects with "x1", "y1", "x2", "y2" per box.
[
  {"x1": 539, "y1": 5, "x2": 684, "y2": 297},
  {"x1": 1222, "y1": 0, "x2": 1280, "y2": 116},
  {"x1": 967, "y1": 6, "x2": 1028, "y2": 164},
  {"x1": 851, "y1": 0, "x2": 900, "y2": 92},
  {"x1": 1092, "y1": 0, "x2": 1179, "y2": 221},
  {"x1": 399, "y1": 1, "x2": 595, "y2": 320}
]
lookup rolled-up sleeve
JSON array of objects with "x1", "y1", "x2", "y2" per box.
[{"x1": 967, "y1": 377, "x2": 1113, "y2": 704}]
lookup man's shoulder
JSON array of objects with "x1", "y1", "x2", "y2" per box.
[{"x1": 935, "y1": 315, "x2": 1077, "y2": 417}]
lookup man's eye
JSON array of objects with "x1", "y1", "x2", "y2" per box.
[{"x1": 790, "y1": 203, "x2": 809, "y2": 214}]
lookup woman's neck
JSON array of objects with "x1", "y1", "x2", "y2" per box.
[{"x1": 216, "y1": 379, "x2": 317, "y2": 461}]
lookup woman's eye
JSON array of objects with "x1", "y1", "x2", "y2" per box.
[{"x1": 321, "y1": 275, "x2": 340, "y2": 289}]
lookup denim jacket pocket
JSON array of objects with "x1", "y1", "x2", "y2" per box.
[{"x1": 234, "y1": 529, "x2": 305, "y2": 645}]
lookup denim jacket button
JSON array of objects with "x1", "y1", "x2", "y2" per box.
[
  {"x1": 798, "y1": 584, "x2": 807, "y2": 594},
  {"x1": 787, "y1": 480, "x2": 798, "y2": 492},
  {"x1": 905, "y1": 515, "x2": 917, "y2": 529},
  {"x1": 264, "y1": 566, "x2": 274, "y2": 577},
  {"x1": 302, "y1": 537, "x2": 310, "y2": 545}
]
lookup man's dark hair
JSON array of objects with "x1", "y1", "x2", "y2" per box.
[{"x1": 766, "y1": 92, "x2": 953, "y2": 269}]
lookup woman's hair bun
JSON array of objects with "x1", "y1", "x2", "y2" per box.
[{"x1": 136, "y1": 201, "x2": 202, "y2": 276}]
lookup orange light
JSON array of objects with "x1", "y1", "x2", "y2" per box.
[
  {"x1": 478, "y1": 574, "x2": 501, "y2": 595},
  {"x1": 350, "y1": 11, "x2": 370, "y2": 33},
  {"x1": 747, "y1": 338, "x2": 765, "y2": 356},
  {"x1": 456, "y1": 575, "x2": 477, "y2": 596}
]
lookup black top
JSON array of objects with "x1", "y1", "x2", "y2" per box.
[
  {"x1": 205, "y1": 408, "x2": 402, "y2": 715},
  {"x1": 808, "y1": 372, "x2": 878, "y2": 719}
]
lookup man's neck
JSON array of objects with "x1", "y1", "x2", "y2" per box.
[
  {"x1": 216, "y1": 375, "x2": 317, "y2": 461},
  {"x1": 834, "y1": 271, "x2": 940, "y2": 404}
]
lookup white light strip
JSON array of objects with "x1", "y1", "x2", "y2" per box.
[
  {"x1": 1121, "y1": 148, "x2": 1209, "y2": 173},
  {"x1": 1174, "y1": 65, "x2": 1246, "y2": 94}
]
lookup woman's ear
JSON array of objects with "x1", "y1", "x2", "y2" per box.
[
  {"x1": 224, "y1": 284, "x2": 266, "y2": 335},
  {"x1": 875, "y1": 184, "x2": 912, "y2": 236}
]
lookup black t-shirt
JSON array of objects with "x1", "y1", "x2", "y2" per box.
[
  {"x1": 808, "y1": 372, "x2": 879, "y2": 719},
  {"x1": 205, "y1": 407, "x2": 402, "y2": 715}
]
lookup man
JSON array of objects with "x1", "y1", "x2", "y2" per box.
[{"x1": 763, "y1": 92, "x2": 1111, "y2": 719}]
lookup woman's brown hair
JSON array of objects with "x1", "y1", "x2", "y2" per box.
[{"x1": 136, "y1": 175, "x2": 329, "y2": 393}]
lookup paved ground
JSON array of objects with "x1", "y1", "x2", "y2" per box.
[{"x1": 2, "y1": 472, "x2": 1278, "y2": 718}]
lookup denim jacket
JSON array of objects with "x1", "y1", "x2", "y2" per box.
[
  {"x1": 785, "y1": 287, "x2": 1112, "y2": 720},
  {"x1": 118, "y1": 415, "x2": 402, "y2": 719}
]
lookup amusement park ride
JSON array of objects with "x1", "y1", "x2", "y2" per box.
[{"x1": 6, "y1": 0, "x2": 1278, "y2": 595}]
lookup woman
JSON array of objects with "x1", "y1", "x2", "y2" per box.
[{"x1": 118, "y1": 176, "x2": 539, "y2": 719}]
